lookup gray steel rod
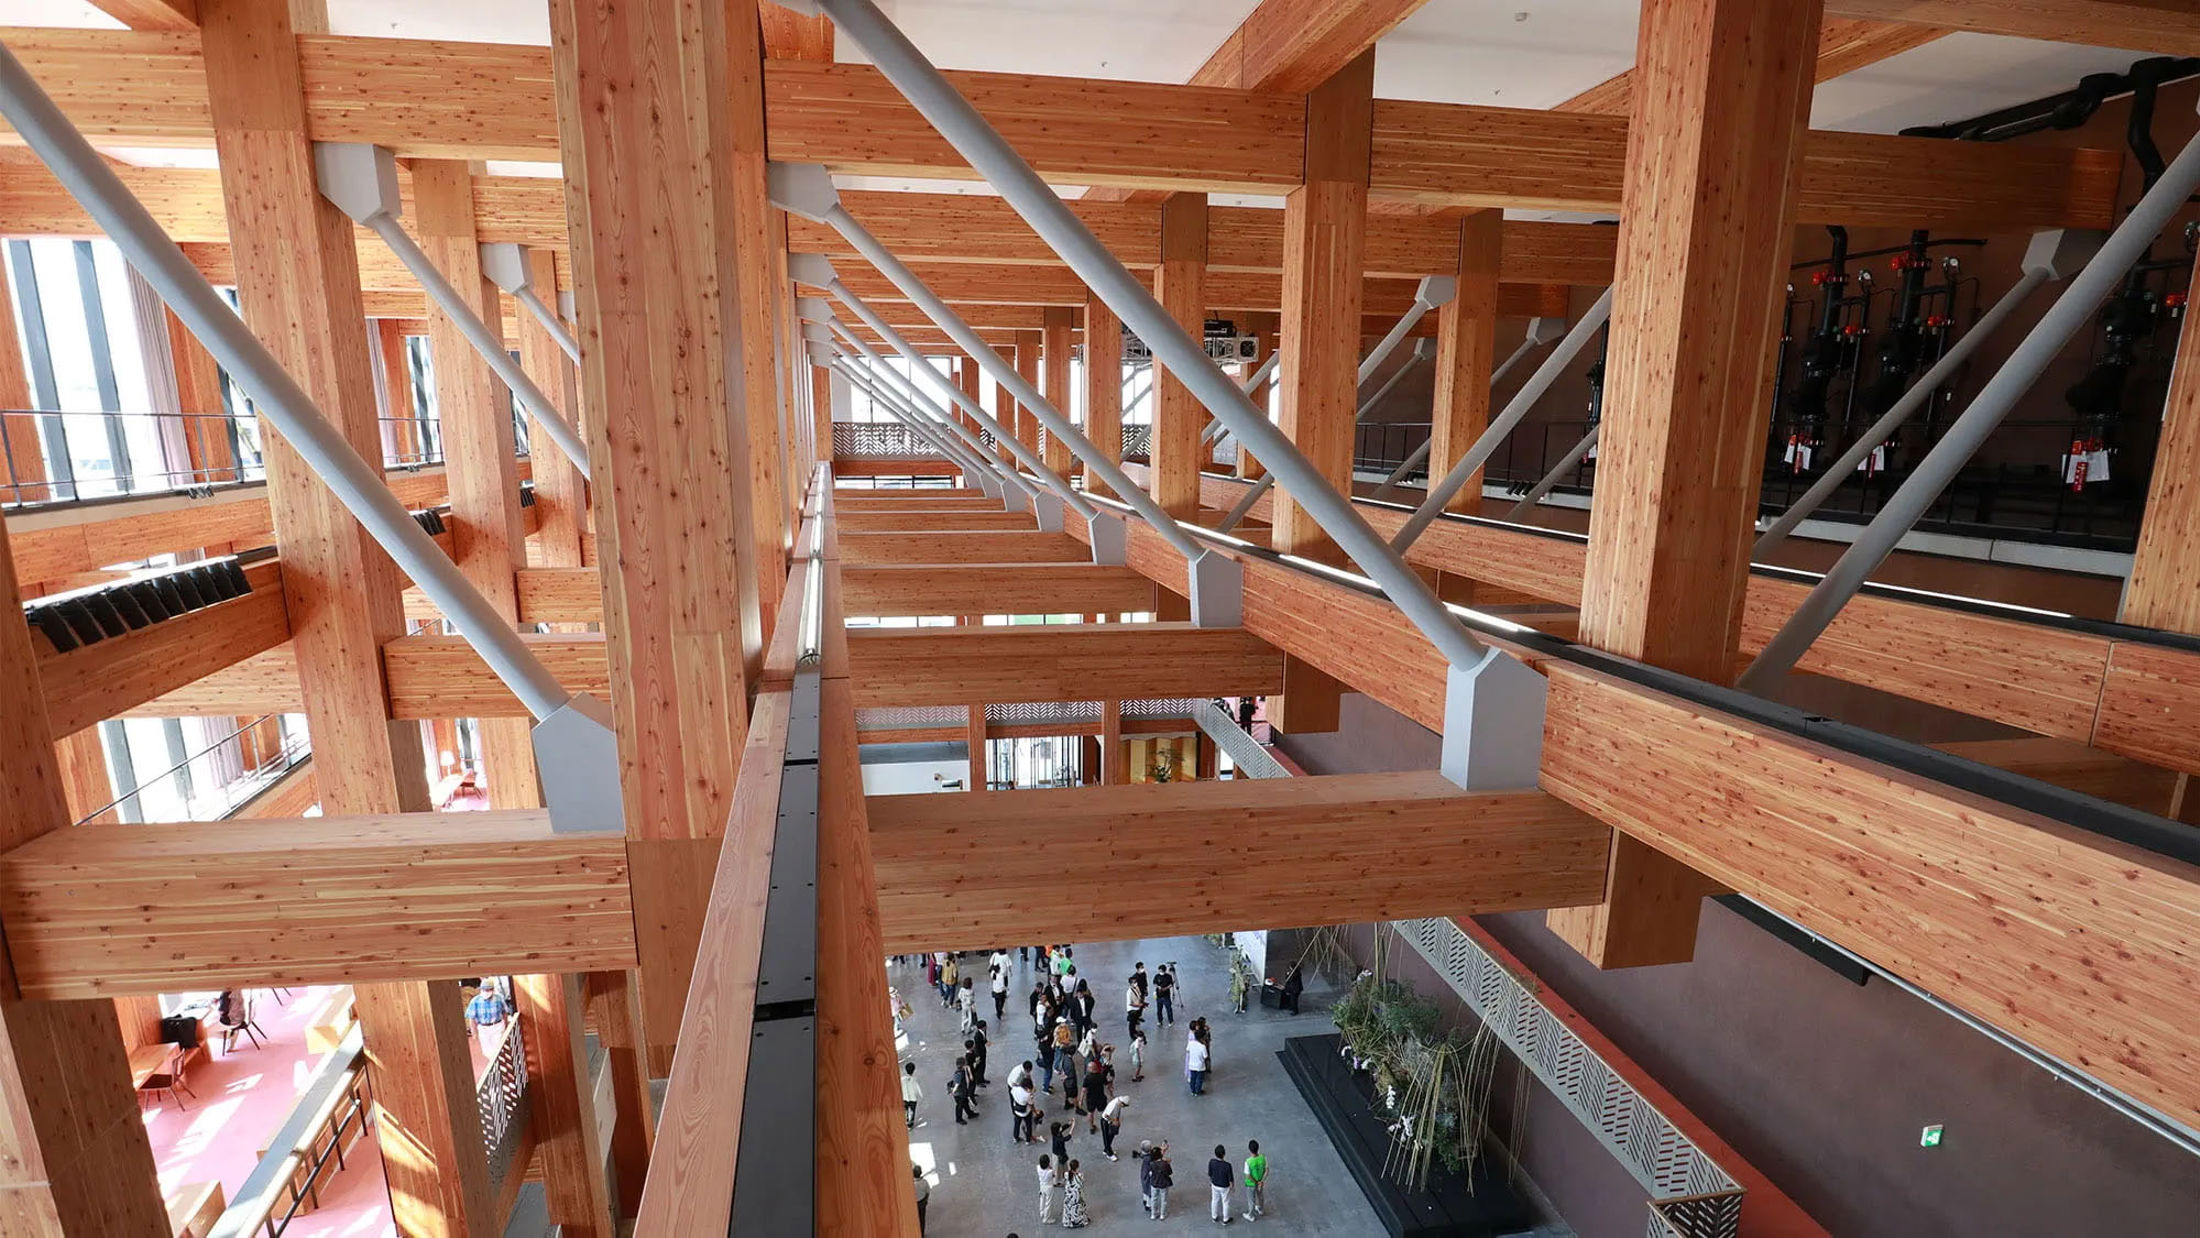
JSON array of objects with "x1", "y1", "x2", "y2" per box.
[
  {"x1": 825, "y1": 285, "x2": 1087, "y2": 515},
  {"x1": 808, "y1": 0, "x2": 1489, "y2": 668},
  {"x1": 829, "y1": 355, "x2": 1003, "y2": 488},
  {"x1": 514, "y1": 285, "x2": 582, "y2": 365},
  {"x1": 1504, "y1": 423, "x2": 1600, "y2": 520},
  {"x1": 823, "y1": 209, "x2": 1200, "y2": 557},
  {"x1": 1752, "y1": 267, "x2": 2052, "y2": 557},
  {"x1": 361, "y1": 216, "x2": 593, "y2": 480},
  {"x1": 1199, "y1": 354, "x2": 1275, "y2": 445},
  {"x1": 821, "y1": 325, "x2": 1029, "y2": 491},
  {"x1": 1215, "y1": 341, "x2": 1431, "y2": 534},
  {"x1": 826, "y1": 342, "x2": 1024, "y2": 492},
  {"x1": 1740, "y1": 119, "x2": 2200, "y2": 693},
  {"x1": 1369, "y1": 328, "x2": 1551, "y2": 500},
  {"x1": 1390, "y1": 288, "x2": 1612, "y2": 552},
  {"x1": 0, "y1": 41, "x2": 573, "y2": 720}
]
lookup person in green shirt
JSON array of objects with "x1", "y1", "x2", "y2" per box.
[{"x1": 1242, "y1": 1140, "x2": 1268, "y2": 1219}]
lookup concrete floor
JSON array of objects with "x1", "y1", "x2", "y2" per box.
[{"x1": 893, "y1": 934, "x2": 1384, "y2": 1236}]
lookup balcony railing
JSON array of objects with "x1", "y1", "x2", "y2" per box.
[{"x1": 477, "y1": 1011, "x2": 531, "y2": 1199}]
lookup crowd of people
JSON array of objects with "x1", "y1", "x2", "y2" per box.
[{"x1": 898, "y1": 945, "x2": 1281, "y2": 1229}]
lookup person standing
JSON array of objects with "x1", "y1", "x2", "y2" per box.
[
  {"x1": 1280, "y1": 963, "x2": 1304, "y2": 1015},
  {"x1": 1048, "y1": 1119, "x2": 1074, "y2": 1168},
  {"x1": 1125, "y1": 971, "x2": 1148, "y2": 1039},
  {"x1": 1037, "y1": 1031, "x2": 1059, "y2": 1095},
  {"x1": 971, "y1": 1020, "x2": 991, "y2": 1088},
  {"x1": 1153, "y1": 964, "x2": 1176, "y2": 1026},
  {"x1": 958, "y1": 977, "x2": 979, "y2": 1034},
  {"x1": 1131, "y1": 961, "x2": 1150, "y2": 1002},
  {"x1": 1061, "y1": 1158, "x2": 1090, "y2": 1228},
  {"x1": 1185, "y1": 1026, "x2": 1210, "y2": 1095},
  {"x1": 1081, "y1": 1055, "x2": 1109, "y2": 1134},
  {"x1": 992, "y1": 955, "x2": 1011, "y2": 1019},
  {"x1": 1128, "y1": 1028, "x2": 1147, "y2": 1082},
  {"x1": 1010, "y1": 1073, "x2": 1037, "y2": 1144},
  {"x1": 1097, "y1": 1094, "x2": 1130, "y2": 1160},
  {"x1": 1242, "y1": 1140, "x2": 1268, "y2": 1219},
  {"x1": 1149, "y1": 1143, "x2": 1174, "y2": 1221},
  {"x1": 1138, "y1": 1141, "x2": 1156, "y2": 1215},
  {"x1": 950, "y1": 1055, "x2": 977, "y2": 1125},
  {"x1": 900, "y1": 1060, "x2": 923, "y2": 1129},
  {"x1": 912, "y1": 1163, "x2": 929, "y2": 1234},
  {"x1": 941, "y1": 953, "x2": 959, "y2": 1007},
  {"x1": 1036, "y1": 1154, "x2": 1060, "y2": 1225},
  {"x1": 1207, "y1": 1145, "x2": 1235, "y2": 1224}
]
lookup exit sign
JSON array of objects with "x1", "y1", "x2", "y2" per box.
[{"x1": 1920, "y1": 1125, "x2": 1944, "y2": 1148}]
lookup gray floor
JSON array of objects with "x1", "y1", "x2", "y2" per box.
[{"x1": 895, "y1": 935, "x2": 1384, "y2": 1236}]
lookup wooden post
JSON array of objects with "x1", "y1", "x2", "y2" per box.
[
  {"x1": 1084, "y1": 292, "x2": 1122, "y2": 499},
  {"x1": 520, "y1": 249, "x2": 587, "y2": 571},
  {"x1": 169, "y1": 308, "x2": 236, "y2": 484},
  {"x1": 813, "y1": 364, "x2": 835, "y2": 463},
  {"x1": 1552, "y1": 0, "x2": 1823, "y2": 969},
  {"x1": 550, "y1": 0, "x2": 764, "y2": 1062},
  {"x1": 583, "y1": 970, "x2": 654, "y2": 1219},
  {"x1": 0, "y1": 266, "x2": 48, "y2": 505},
  {"x1": 0, "y1": 513, "x2": 167, "y2": 1235},
  {"x1": 1268, "y1": 50, "x2": 1375, "y2": 735},
  {"x1": 1013, "y1": 329, "x2": 1042, "y2": 454},
  {"x1": 967, "y1": 703, "x2": 986, "y2": 790},
  {"x1": 1239, "y1": 326, "x2": 1277, "y2": 480},
  {"x1": 515, "y1": 974, "x2": 615, "y2": 1237},
  {"x1": 415, "y1": 159, "x2": 539, "y2": 811},
  {"x1": 200, "y1": 2, "x2": 490, "y2": 1228},
  {"x1": 1042, "y1": 304, "x2": 1075, "y2": 476},
  {"x1": 1153, "y1": 191, "x2": 1207, "y2": 522},
  {"x1": 1428, "y1": 210, "x2": 1500, "y2": 515},
  {"x1": 54, "y1": 728, "x2": 117, "y2": 825},
  {"x1": 729, "y1": 0, "x2": 789, "y2": 628},
  {"x1": 375, "y1": 317, "x2": 420, "y2": 466},
  {"x1": 1101, "y1": 699, "x2": 1126, "y2": 785},
  {"x1": 2125, "y1": 260, "x2": 2200, "y2": 637}
]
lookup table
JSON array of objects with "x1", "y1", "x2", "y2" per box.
[{"x1": 129, "y1": 1044, "x2": 176, "y2": 1089}]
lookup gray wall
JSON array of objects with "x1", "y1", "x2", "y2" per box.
[{"x1": 1278, "y1": 693, "x2": 2200, "y2": 1237}]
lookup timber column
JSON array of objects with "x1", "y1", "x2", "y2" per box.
[
  {"x1": 550, "y1": 0, "x2": 765, "y2": 1066},
  {"x1": 414, "y1": 159, "x2": 539, "y2": 809},
  {"x1": 1268, "y1": 50, "x2": 1376, "y2": 733},
  {"x1": 730, "y1": 0, "x2": 790, "y2": 626},
  {"x1": 1554, "y1": 0, "x2": 1823, "y2": 968},
  {"x1": 200, "y1": 3, "x2": 493, "y2": 1234},
  {"x1": 519, "y1": 249, "x2": 588, "y2": 570},
  {"x1": 1042, "y1": 304, "x2": 1076, "y2": 476},
  {"x1": 1084, "y1": 292, "x2": 1123, "y2": 498}
]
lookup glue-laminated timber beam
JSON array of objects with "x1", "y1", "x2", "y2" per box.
[
  {"x1": 837, "y1": 529, "x2": 1088, "y2": 565},
  {"x1": 0, "y1": 810, "x2": 637, "y2": 1000},
  {"x1": 33, "y1": 558, "x2": 291, "y2": 737},
  {"x1": 0, "y1": 32, "x2": 2120, "y2": 228},
  {"x1": 1557, "y1": 16, "x2": 1949, "y2": 115},
  {"x1": 842, "y1": 563, "x2": 1158, "y2": 617},
  {"x1": 1821, "y1": 0, "x2": 2200, "y2": 57},
  {"x1": 845, "y1": 624, "x2": 1284, "y2": 708},
  {"x1": 813, "y1": 259, "x2": 1568, "y2": 318},
  {"x1": 1541, "y1": 661, "x2": 2200, "y2": 1136},
  {"x1": 868, "y1": 772, "x2": 1608, "y2": 952},
  {"x1": 835, "y1": 508, "x2": 1035, "y2": 533}
]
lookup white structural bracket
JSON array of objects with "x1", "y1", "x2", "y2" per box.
[
  {"x1": 1088, "y1": 511, "x2": 1128, "y2": 565},
  {"x1": 1188, "y1": 549, "x2": 1244, "y2": 628},
  {"x1": 1440, "y1": 649, "x2": 1549, "y2": 790},
  {"x1": 314, "y1": 143, "x2": 593, "y2": 480},
  {"x1": 480, "y1": 242, "x2": 584, "y2": 365}
]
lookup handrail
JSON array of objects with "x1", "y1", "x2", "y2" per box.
[{"x1": 207, "y1": 1026, "x2": 371, "y2": 1238}]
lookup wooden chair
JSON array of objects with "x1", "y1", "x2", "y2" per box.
[
  {"x1": 218, "y1": 993, "x2": 266, "y2": 1054},
  {"x1": 139, "y1": 1047, "x2": 194, "y2": 1110}
]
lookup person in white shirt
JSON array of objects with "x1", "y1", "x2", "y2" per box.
[
  {"x1": 1185, "y1": 1029, "x2": 1211, "y2": 1095},
  {"x1": 1097, "y1": 1094, "x2": 1131, "y2": 1161},
  {"x1": 1036, "y1": 1154, "x2": 1061, "y2": 1224},
  {"x1": 1125, "y1": 973, "x2": 1148, "y2": 1040},
  {"x1": 900, "y1": 1060, "x2": 923, "y2": 1128},
  {"x1": 990, "y1": 952, "x2": 1011, "y2": 1018}
]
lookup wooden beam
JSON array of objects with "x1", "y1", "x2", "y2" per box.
[
  {"x1": 84, "y1": 0, "x2": 197, "y2": 30},
  {"x1": 515, "y1": 972, "x2": 615, "y2": 1237},
  {"x1": 760, "y1": 2, "x2": 833, "y2": 60},
  {"x1": 1153, "y1": 192, "x2": 1207, "y2": 529},
  {"x1": 1542, "y1": 661, "x2": 2200, "y2": 1136},
  {"x1": 34, "y1": 558, "x2": 290, "y2": 737},
  {"x1": 868, "y1": 773, "x2": 1607, "y2": 951},
  {"x1": 551, "y1": 0, "x2": 763, "y2": 1055},
  {"x1": 416, "y1": 158, "x2": 538, "y2": 810},
  {"x1": 1558, "y1": 16, "x2": 1949, "y2": 115},
  {"x1": 2124, "y1": 258, "x2": 2200, "y2": 637},
  {"x1": 1197, "y1": 0, "x2": 1432, "y2": 93},
  {"x1": 836, "y1": 507, "x2": 1035, "y2": 534},
  {"x1": 1822, "y1": 0, "x2": 2200, "y2": 56},
  {"x1": 837, "y1": 529, "x2": 1089, "y2": 565},
  {"x1": 633, "y1": 691, "x2": 785, "y2": 1233},
  {"x1": 0, "y1": 465, "x2": 167, "y2": 1234},
  {"x1": 730, "y1": 0, "x2": 790, "y2": 631},
  {"x1": 0, "y1": 811, "x2": 635, "y2": 999},
  {"x1": 842, "y1": 563, "x2": 1157, "y2": 618},
  {"x1": 845, "y1": 623, "x2": 1283, "y2": 708}
]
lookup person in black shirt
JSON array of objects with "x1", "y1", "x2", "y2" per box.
[
  {"x1": 1153, "y1": 965, "x2": 1176, "y2": 1026},
  {"x1": 1207, "y1": 1144, "x2": 1235, "y2": 1223}
]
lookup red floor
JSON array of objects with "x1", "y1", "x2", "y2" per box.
[{"x1": 143, "y1": 985, "x2": 396, "y2": 1237}]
